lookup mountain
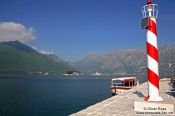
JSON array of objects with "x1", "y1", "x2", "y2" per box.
[
  {"x1": 71, "y1": 45, "x2": 175, "y2": 76},
  {"x1": 1, "y1": 41, "x2": 174, "y2": 77},
  {"x1": 0, "y1": 41, "x2": 74, "y2": 75}
]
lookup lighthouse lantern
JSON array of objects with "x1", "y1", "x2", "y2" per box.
[
  {"x1": 141, "y1": 4, "x2": 158, "y2": 29},
  {"x1": 142, "y1": 4, "x2": 158, "y2": 18}
]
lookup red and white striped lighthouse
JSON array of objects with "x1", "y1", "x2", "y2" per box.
[{"x1": 141, "y1": 0, "x2": 163, "y2": 101}]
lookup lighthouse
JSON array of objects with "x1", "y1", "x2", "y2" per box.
[{"x1": 141, "y1": 0, "x2": 163, "y2": 101}]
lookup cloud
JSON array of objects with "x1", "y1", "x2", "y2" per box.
[
  {"x1": 39, "y1": 50, "x2": 54, "y2": 55},
  {"x1": 0, "y1": 22, "x2": 36, "y2": 42},
  {"x1": 32, "y1": 46, "x2": 54, "y2": 55}
]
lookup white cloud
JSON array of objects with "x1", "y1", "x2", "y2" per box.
[
  {"x1": 0, "y1": 22, "x2": 36, "y2": 42},
  {"x1": 32, "y1": 46, "x2": 54, "y2": 55},
  {"x1": 39, "y1": 50, "x2": 54, "y2": 55}
]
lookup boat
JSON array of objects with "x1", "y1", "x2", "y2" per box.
[
  {"x1": 111, "y1": 77, "x2": 139, "y2": 95},
  {"x1": 64, "y1": 71, "x2": 80, "y2": 76},
  {"x1": 92, "y1": 72, "x2": 102, "y2": 76}
]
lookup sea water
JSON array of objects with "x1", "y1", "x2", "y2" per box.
[{"x1": 0, "y1": 76, "x2": 112, "y2": 116}]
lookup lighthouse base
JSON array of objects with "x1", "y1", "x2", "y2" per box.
[
  {"x1": 134, "y1": 98, "x2": 175, "y2": 115},
  {"x1": 145, "y1": 95, "x2": 164, "y2": 101}
]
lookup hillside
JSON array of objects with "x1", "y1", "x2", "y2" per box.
[
  {"x1": 71, "y1": 45, "x2": 175, "y2": 76},
  {"x1": 0, "y1": 41, "x2": 74, "y2": 75},
  {"x1": 1, "y1": 41, "x2": 174, "y2": 77}
]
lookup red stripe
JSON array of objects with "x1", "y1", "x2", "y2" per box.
[
  {"x1": 147, "y1": 0, "x2": 152, "y2": 5},
  {"x1": 145, "y1": 95, "x2": 150, "y2": 101},
  {"x1": 147, "y1": 18, "x2": 157, "y2": 36},
  {"x1": 147, "y1": 42, "x2": 158, "y2": 61},
  {"x1": 148, "y1": 68, "x2": 159, "y2": 89}
]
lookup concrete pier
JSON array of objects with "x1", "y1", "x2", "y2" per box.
[{"x1": 71, "y1": 78, "x2": 175, "y2": 116}]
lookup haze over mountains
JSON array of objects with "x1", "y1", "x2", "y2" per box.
[
  {"x1": 0, "y1": 41, "x2": 174, "y2": 76},
  {"x1": 71, "y1": 45, "x2": 175, "y2": 76}
]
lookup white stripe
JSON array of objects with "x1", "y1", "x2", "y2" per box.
[
  {"x1": 148, "y1": 81, "x2": 159, "y2": 96},
  {"x1": 147, "y1": 30, "x2": 158, "y2": 49},
  {"x1": 147, "y1": 55, "x2": 159, "y2": 75},
  {"x1": 148, "y1": 81, "x2": 163, "y2": 101}
]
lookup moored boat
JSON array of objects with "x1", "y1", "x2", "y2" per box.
[{"x1": 111, "y1": 77, "x2": 139, "y2": 95}]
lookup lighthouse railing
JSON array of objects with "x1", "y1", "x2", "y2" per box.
[{"x1": 142, "y1": 4, "x2": 158, "y2": 18}]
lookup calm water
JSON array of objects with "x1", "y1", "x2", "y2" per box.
[{"x1": 0, "y1": 76, "x2": 112, "y2": 116}]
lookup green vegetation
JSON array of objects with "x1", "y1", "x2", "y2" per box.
[
  {"x1": 65, "y1": 71, "x2": 79, "y2": 74},
  {"x1": 0, "y1": 41, "x2": 74, "y2": 75}
]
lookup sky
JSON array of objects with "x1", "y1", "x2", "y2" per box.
[{"x1": 0, "y1": 0, "x2": 175, "y2": 61}]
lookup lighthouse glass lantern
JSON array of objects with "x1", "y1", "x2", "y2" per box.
[
  {"x1": 141, "y1": 4, "x2": 158, "y2": 29},
  {"x1": 142, "y1": 4, "x2": 158, "y2": 18}
]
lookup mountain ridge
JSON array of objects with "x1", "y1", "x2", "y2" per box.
[
  {"x1": 0, "y1": 41, "x2": 74, "y2": 75},
  {"x1": 0, "y1": 41, "x2": 174, "y2": 77},
  {"x1": 71, "y1": 45, "x2": 175, "y2": 76}
]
